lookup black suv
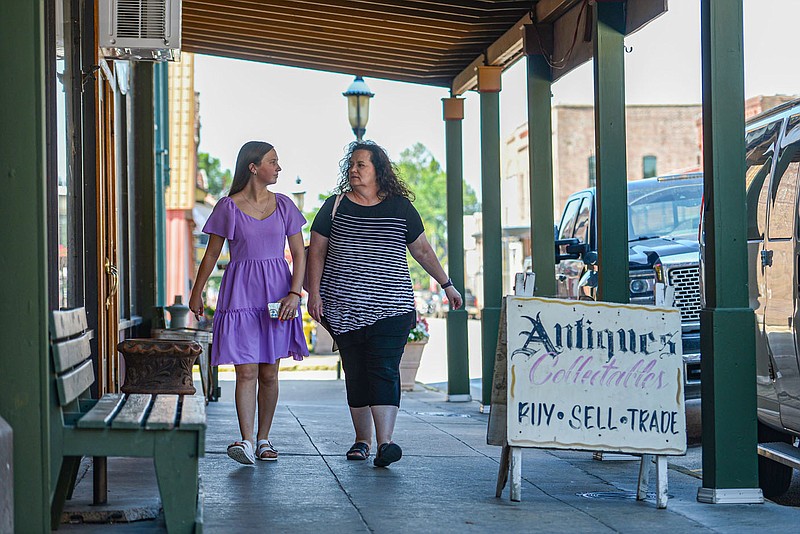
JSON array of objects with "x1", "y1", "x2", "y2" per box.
[{"x1": 554, "y1": 173, "x2": 704, "y2": 411}]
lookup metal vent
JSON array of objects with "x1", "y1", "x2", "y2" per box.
[
  {"x1": 116, "y1": 0, "x2": 166, "y2": 39},
  {"x1": 99, "y1": 0, "x2": 181, "y2": 56},
  {"x1": 669, "y1": 266, "x2": 701, "y2": 322}
]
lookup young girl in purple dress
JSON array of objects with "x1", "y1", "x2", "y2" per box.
[{"x1": 190, "y1": 141, "x2": 309, "y2": 465}]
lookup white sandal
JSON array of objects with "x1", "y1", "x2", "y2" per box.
[
  {"x1": 227, "y1": 440, "x2": 255, "y2": 465},
  {"x1": 256, "y1": 439, "x2": 278, "y2": 461}
]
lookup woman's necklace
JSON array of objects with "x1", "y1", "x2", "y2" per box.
[
  {"x1": 347, "y1": 190, "x2": 381, "y2": 206},
  {"x1": 242, "y1": 192, "x2": 272, "y2": 215}
]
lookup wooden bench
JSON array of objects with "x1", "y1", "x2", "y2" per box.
[{"x1": 49, "y1": 308, "x2": 206, "y2": 533}]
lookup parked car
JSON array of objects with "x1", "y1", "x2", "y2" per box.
[
  {"x1": 464, "y1": 290, "x2": 480, "y2": 320},
  {"x1": 700, "y1": 98, "x2": 800, "y2": 498},
  {"x1": 430, "y1": 288, "x2": 480, "y2": 319},
  {"x1": 554, "y1": 173, "x2": 704, "y2": 413}
]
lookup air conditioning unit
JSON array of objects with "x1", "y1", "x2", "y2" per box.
[{"x1": 98, "y1": 0, "x2": 182, "y2": 61}]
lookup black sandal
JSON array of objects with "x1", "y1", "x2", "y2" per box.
[
  {"x1": 373, "y1": 442, "x2": 402, "y2": 467},
  {"x1": 346, "y1": 442, "x2": 370, "y2": 461}
]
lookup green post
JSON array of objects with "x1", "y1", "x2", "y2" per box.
[
  {"x1": 478, "y1": 66, "x2": 503, "y2": 409},
  {"x1": 697, "y1": 0, "x2": 761, "y2": 503},
  {"x1": 525, "y1": 26, "x2": 556, "y2": 297},
  {"x1": 443, "y1": 97, "x2": 471, "y2": 401},
  {"x1": 154, "y1": 62, "x2": 169, "y2": 306},
  {"x1": 0, "y1": 0, "x2": 51, "y2": 530},
  {"x1": 132, "y1": 62, "x2": 158, "y2": 332},
  {"x1": 593, "y1": 1, "x2": 629, "y2": 304}
]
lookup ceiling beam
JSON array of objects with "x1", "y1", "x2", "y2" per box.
[
  {"x1": 535, "y1": 0, "x2": 582, "y2": 23},
  {"x1": 450, "y1": 12, "x2": 531, "y2": 95},
  {"x1": 182, "y1": 42, "x2": 454, "y2": 86},
  {"x1": 189, "y1": 0, "x2": 517, "y2": 31},
  {"x1": 183, "y1": 28, "x2": 474, "y2": 68},
  {"x1": 451, "y1": 54, "x2": 485, "y2": 96},
  {"x1": 486, "y1": 12, "x2": 532, "y2": 67},
  {"x1": 182, "y1": 9, "x2": 491, "y2": 48}
]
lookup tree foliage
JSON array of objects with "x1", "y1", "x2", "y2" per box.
[
  {"x1": 198, "y1": 152, "x2": 232, "y2": 199},
  {"x1": 397, "y1": 143, "x2": 479, "y2": 288}
]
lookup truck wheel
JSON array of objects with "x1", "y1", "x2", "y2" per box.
[{"x1": 757, "y1": 421, "x2": 794, "y2": 499}]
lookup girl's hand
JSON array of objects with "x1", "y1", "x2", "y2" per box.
[
  {"x1": 189, "y1": 293, "x2": 204, "y2": 320},
  {"x1": 278, "y1": 292, "x2": 301, "y2": 321}
]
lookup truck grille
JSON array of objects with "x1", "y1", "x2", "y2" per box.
[{"x1": 669, "y1": 266, "x2": 701, "y2": 322}]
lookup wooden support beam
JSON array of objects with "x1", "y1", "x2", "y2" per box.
[
  {"x1": 451, "y1": 54, "x2": 485, "y2": 96},
  {"x1": 451, "y1": 13, "x2": 531, "y2": 94},
  {"x1": 535, "y1": 0, "x2": 583, "y2": 24}
]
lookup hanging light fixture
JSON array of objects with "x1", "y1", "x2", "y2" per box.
[{"x1": 343, "y1": 76, "x2": 374, "y2": 141}]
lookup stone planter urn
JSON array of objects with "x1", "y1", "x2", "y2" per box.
[
  {"x1": 400, "y1": 339, "x2": 428, "y2": 391},
  {"x1": 117, "y1": 338, "x2": 201, "y2": 395}
]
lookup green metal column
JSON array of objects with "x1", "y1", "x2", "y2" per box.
[
  {"x1": 525, "y1": 25, "x2": 556, "y2": 297},
  {"x1": 443, "y1": 97, "x2": 471, "y2": 401},
  {"x1": 153, "y1": 62, "x2": 169, "y2": 306},
  {"x1": 478, "y1": 66, "x2": 503, "y2": 409},
  {"x1": 132, "y1": 62, "x2": 158, "y2": 332},
  {"x1": 593, "y1": 1, "x2": 629, "y2": 304},
  {"x1": 697, "y1": 0, "x2": 761, "y2": 503},
  {"x1": 0, "y1": 0, "x2": 51, "y2": 531}
]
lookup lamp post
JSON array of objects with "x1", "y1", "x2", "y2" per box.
[
  {"x1": 343, "y1": 75, "x2": 374, "y2": 141},
  {"x1": 291, "y1": 175, "x2": 306, "y2": 212}
]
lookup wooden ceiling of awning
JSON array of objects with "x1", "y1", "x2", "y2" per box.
[
  {"x1": 181, "y1": 0, "x2": 536, "y2": 89},
  {"x1": 181, "y1": 1, "x2": 665, "y2": 92}
]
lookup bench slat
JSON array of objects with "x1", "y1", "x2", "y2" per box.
[
  {"x1": 146, "y1": 395, "x2": 179, "y2": 430},
  {"x1": 179, "y1": 395, "x2": 206, "y2": 430},
  {"x1": 56, "y1": 360, "x2": 94, "y2": 406},
  {"x1": 111, "y1": 394, "x2": 153, "y2": 429},
  {"x1": 51, "y1": 308, "x2": 89, "y2": 340},
  {"x1": 53, "y1": 332, "x2": 92, "y2": 373},
  {"x1": 76, "y1": 394, "x2": 124, "y2": 429}
]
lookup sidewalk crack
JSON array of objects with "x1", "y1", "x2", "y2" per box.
[{"x1": 286, "y1": 405, "x2": 373, "y2": 533}]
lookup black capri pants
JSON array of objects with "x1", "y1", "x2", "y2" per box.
[{"x1": 333, "y1": 311, "x2": 416, "y2": 408}]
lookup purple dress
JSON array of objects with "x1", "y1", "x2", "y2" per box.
[{"x1": 203, "y1": 194, "x2": 309, "y2": 365}]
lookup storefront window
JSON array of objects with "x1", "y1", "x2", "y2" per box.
[
  {"x1": 56, "y1": 58, "x2": 70, "y2": 308},
  {"x1": 54, "y1": 0, "x2": 78, "y2": 309}
]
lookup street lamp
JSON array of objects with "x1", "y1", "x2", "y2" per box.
[
  {"x1": 291, "y1": 175, "x2": 306, "y2": 212},
  {"x1": 343, "y1": 75, "x2": 374, "y2": 141}
]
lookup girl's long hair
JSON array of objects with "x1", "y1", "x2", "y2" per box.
[
  {"x1": 228, "y1": 141, "x2": 274, "y2": 196},
  {"x1": 336, "y1": 140, "x2": 413, "y2": 200}
]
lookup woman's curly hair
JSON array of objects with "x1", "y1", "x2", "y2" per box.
[{"x1": 336, "y1": 141, "x2": 414, "y2": 201}]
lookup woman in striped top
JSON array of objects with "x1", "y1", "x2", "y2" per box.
[{"x1": 307, "y1": 141, "x2": 463, "y2": 467}]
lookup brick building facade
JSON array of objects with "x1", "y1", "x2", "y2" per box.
[{"x1": 502, "y1": 104, "x2": 704, "y2": 224}]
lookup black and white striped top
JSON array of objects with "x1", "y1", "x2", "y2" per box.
[{"x1": 311, "y1": 194, "x2": 424, "y2": 335}]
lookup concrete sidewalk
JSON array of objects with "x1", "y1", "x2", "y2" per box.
[{"x1": 62, "y1": 379, "x2": 800, "y2": 533}]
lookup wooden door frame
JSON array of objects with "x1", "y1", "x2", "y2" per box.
[{"x1": 97, "y1": 59, "x2": 120, "y2": 394}]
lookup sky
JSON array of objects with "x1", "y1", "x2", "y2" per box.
[{"x1": 193, "y1": 0, "x2": 800, "y2": 208}]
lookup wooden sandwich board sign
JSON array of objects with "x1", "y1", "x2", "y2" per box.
[{"x1": 496, "y1": 294, "x2": 686, "y2": 508}]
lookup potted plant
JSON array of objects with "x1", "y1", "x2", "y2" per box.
[{"x1": 400, "y1": 315, "x2": 430, "y2": 391}]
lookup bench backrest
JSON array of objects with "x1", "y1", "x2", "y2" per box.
[{"x1": 50, "y1": 308, "x2": 94, "y2": 407}]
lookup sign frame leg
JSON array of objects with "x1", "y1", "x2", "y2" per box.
[
  {"x1": 495, "y1": 444, "x2": 510, "y2": 498},
  {"x1": 637, "y1": 454, "x2": 669, "y2": 509},
  {"x1": 510, "y1": 447, "x2": 522, "y2": 502}
]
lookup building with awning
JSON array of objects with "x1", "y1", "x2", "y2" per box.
[{"x1": 0, "y1": 2, "x2": 764, "y2": 529}]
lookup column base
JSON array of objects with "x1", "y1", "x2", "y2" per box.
[
  {"x1": 696, "y1": 487, "x2": 763, "y2": 504},
  {"x1": 447, "y1": 394, "x2": 472, "y2": 402}
]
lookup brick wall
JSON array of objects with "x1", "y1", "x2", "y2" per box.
[{"x1": 504, "y1": 104, "x2": 703, "y2": 221}]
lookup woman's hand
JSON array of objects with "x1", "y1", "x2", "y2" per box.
[
  {"x1": 307, "y1": 292, "x2": 324, "y2": 323},
  {"x1": 189, "y1": 292, "x2": 204, "y2": 320},
  {"x1": 445, "y1": 286, "x2": 463, "y2": 311},
  {"x1": 278, "y1": 292, "x2": 301, "y2": 321}
]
